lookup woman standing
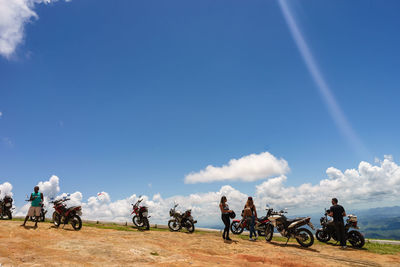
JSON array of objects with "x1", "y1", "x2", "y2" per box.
[
  {"x1": 219, "y1": 196, "x2": 233, "y2": 241},
  {"x1": 244, "y1": 196, "x2": 257, "y2": 241}
]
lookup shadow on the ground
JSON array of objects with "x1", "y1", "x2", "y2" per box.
[{"x1": 267, "y1": 241, "x2": 319, "y2": 252}]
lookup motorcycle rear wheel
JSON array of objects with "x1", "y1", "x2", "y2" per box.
[
  {"x1": 295, "y1": 228, "x2": 314, "y2": 247},
  {"x1": 316, "y1": 229, "x2": 331, "y2": 242},
  {"x1": 347, "y1": 230, "x2": 365, "y2": 248},
  {"x1": 185, "y1": 220, "x2": 195, "y2": 233},
  {"x1": 71, "y1": 215, "x2": 82, "y2": 231},
  {"x1": 168, "y1": 219, "x2": 181, "y2": 231},
  {"x1": 264, "y1": 224, "x2": 274, "y2": 242},
  {"x1": 230, "y1": 221, "x2": 244, "y2": 235},
  {"x1": 7, "y1": 210, "x2": 12, "y2": 220}
]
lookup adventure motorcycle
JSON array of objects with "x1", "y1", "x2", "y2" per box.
[
  {"x1": 230, "y1": 208, "x2": 274, "y2": 237},
  {"x1": 168, "y1": 203, "x2": 197, "y2": 233},
  {"x1": 51, "y1": 196, "x2": 82, "y2": 231},
  {"x1": 315, "y1": 209, "x2": 365, "y2": 248},
  {"x1": 131, "y1": 198, "x2": 150, "y2": 230},
  {"x1": 265, "y1": 207, "x2": 315, "y2": 247},
  {"x1": 0, "y1": 193, "x2": 13, "y2": 220}
]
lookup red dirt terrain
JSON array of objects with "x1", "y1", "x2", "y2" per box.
[{"x1": 0, "y1": 220, "x2": 399, "y2": 266}]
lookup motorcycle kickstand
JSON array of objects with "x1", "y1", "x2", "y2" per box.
[{"x1": 285, "y1": 237, "x2": 290, "y2": 246}]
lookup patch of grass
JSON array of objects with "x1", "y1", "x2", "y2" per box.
[{"x1": 361, "y1": 241, "x2": 400, "y2": 255}]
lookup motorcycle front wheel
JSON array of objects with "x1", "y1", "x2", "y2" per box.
[
  {"x1": 132, "y1": 215, "x2": 144, "y2": 227},
  {"x1": 168, "y1": 219, "x2": 181, "y2": 231},
  {"x1": 347, "y1": 230, "x2": 365, "y2": 248},
  {"x1": 264, "y1": 224, "x2": 274, "y2": 242},
  {"x1": 295, "y1": 228, "x2": 314, "y2": 247},
  {"x1": 71, "y1": 215, "x2": 82, "y2": 231},
  {"x1": 230, "y1": 221, "x2": 244, "y2": 235},
  {"x1": 185, "y1": 220, "x2": 195, "y2": 233},
  {"x1": 52, "y1": 212, "x2": 62, "y2": 227},
  {"x1": 316, "y1": 229, "x2": 331, "y2": 242}
]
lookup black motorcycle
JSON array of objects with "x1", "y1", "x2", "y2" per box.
[
  {"x1": 168, "y1": 203, "x2": 197, "y2": 233},
  {"x1": 0, "y1": 195, "x2": 13, "y2": 220},
  {"x1": 315, "y1": 209, "x2": 365, "y2": 248},
  {"x1": 265, "y1": 207, "x2": 315, "y2": 247}
]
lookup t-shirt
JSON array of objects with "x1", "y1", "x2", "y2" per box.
[
  {"x1": 329, "y1": 204, "x2": 345, "y2": 223},
  {"x1": 31, "y1": 192, "x2": 42, "y2": 207}
]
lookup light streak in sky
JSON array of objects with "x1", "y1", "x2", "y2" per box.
[{"x1": 278, "y1": 0, "x2": 367, "y2": 155}]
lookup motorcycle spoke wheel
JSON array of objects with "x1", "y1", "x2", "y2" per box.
[
  {"x1": 186, "y1": 220, "x2": 195, "y2": 233},
  {"x1": 348, "y1": 230, "x2": 365, "y2": 248},
  {"x1": 295, "y1": 228, "x2": 314, "y2": 247},
  {"x1": 168, "y1": 219, "x2": 181, "y2": 231},
  {"x1": 53, "y1": 212, "x2": 61, "y2": 228},
  {"x1": 71, "y1": 215, "x2": 82, "y2": 231},
  {"x1": 133, "y1": 216, "x2": 144, "y2": 227},
  {"x1": 316, "y1": 229, "x2": 330, "y2": 242},
  {"x1": 230, "y1": 221, "x2": 243, "y2": 235},
  {"x1": 265, "y1": 224, "x2": 274, "y2": 242}
]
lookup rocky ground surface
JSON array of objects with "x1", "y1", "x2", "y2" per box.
[{"x1": 0, "y1": 220, "x2": 399, "y2": 266}]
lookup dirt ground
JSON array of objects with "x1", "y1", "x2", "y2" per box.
[{"x1": 0, "y1": 221, "x2": 399, "y2": 267}]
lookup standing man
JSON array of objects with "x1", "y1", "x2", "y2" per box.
[
  {"x1": 21, "y1": 186, "x2": 43, "y2": 228},
  {"x1": 328, "y1": 198, "x2": 347, "y2": 249}
]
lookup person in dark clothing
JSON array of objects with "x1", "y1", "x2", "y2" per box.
[
  {"x1": 219, "y1": 196, "x2": 233, "y2": 241},
  {"x1": 328, "y1": 198, "x2": 347, "y2": 249}
]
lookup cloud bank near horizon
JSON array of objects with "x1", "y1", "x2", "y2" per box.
[
  {"x1": 0, "y1": 0, "x2": 70, "y2": 58},
  {"x1": 184, "y1": 152, "x2": 289, "y2": 184},
  {"x1": 4, "y1": 155, "x2": 400, "y2": 226}
]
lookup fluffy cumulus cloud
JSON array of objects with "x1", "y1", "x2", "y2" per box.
[
  {"x1": 0, "y1": 0, "x2": 70, "y2": 58},
  {"x1": 0, "y1": 182, "x2": 13, "y2": 198},
  {"x1": 6, "y1": 155, "x2": 400, "y2": 226},
  {"x1": 255, "y1": 155, "x2": 400, "y2": 210},
  {"x1": 184, "y1": 152, "x2": 290, "y2": 184}
]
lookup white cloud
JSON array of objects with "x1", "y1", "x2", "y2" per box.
[
  {"x1": 255, "y1": 155, "x2": 400, "y2": 211},
  {"x1": 184, "y1": 152, "x2": 289, "y2": 184},
  {"x1": 0, "y1": 111, "x2": 3, "y2": 117},
  {"x1": 0, "y1": 0, "x2": 70, "y2": 58},
  {"x1": 0, "y1": 182, "x2": 13, "y2": 198},
  {"x1": 8, "y1": 155, "x2": 400, "y2": 226}
]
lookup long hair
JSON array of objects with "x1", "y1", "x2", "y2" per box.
[
  {"x1": 246, "y1": 197, "x2": 254, "y2": 208},
  {"x1": 220, "y1": 196, "x2": 227, "y2": 206}
]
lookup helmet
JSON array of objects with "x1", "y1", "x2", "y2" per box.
[{"x1": 229, "y1": 211, "x2": 236, "y2": 219}]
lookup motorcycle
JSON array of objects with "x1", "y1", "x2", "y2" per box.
[
  {"x1": 0, "y1": 193, "x2": 13, "y2": 220},
  {"x1": 51, "y1": 196, "x2": 83, "y2": 231},
  {"x1": 168, "y1": 203, "x2": 197, "y2": 233},
  {"x1": 315, "y1": 209, "x2": 365, "y2": 248},
  {"x1": 230, "y1": 208, "x2": 273, "y2": 237},
  {"x1": 131, "y1": 198, "x2": 150, "y2": 230},
  {"x1": 265, "y1": 207, "x2": 315, "y2": 247}
]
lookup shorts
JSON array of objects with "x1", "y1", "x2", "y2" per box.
[{"x1": 27, "y1": 206, "x2": 41, "y2": 217}]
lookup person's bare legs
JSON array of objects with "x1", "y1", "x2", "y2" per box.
[{"x1": 21, "y1": 216, "x2": 29, "y2": 226}]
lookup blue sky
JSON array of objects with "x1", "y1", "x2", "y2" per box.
[{"x1": 1, "y1": 0, "x2": 400, "y2": 210}]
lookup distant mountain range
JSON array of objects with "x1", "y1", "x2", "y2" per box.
[{"x1": 202, "y1": 206, "x2": 400, "y2": 240}]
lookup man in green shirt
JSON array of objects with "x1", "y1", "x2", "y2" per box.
[{"x1": 21, "y1": 186, "x2": 44, "y2": 228}]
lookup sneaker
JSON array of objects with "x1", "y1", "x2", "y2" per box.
[{"x1": 226, "y1": 237, "x2": 232, "y2": 241}]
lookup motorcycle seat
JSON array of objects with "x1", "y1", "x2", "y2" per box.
[{"x1": 286, "y1": 217, "x2": 306, "y2": 223}]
